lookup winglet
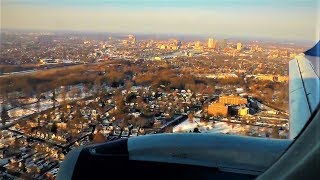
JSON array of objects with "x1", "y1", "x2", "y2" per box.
[{"x1": 304, "y1": 41, "x2": 320, "y2": 57}]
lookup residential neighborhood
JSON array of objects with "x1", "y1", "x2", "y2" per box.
[{"x1": 0, "y1": 31, "x2": 306, "y2": 179}]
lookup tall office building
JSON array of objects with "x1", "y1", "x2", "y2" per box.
[
  {"x1": 208, "y1": 38, "x2": 214, "y2": 48},
  {"x1": 237, "y1": 42, "x2": 243, "y2": 51},
  {"x1": 194, "y1": 41, "x2": 201, "y2": 49}
]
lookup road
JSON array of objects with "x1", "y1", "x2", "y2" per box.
[
  {"x1": 0, "y1": 69, "x2": 41, "y2": 78},
  {"x1": 259, "y1": 116, "x2": 288, "y2": 122},
  {"x1": 158, "y1": 115, "x2": 188, "y2": 133},
  {"x1": 0, "y1": 61, "x2": 109, "y2": 79},
  {"x1": 0, "y1": 63, "x2": 83, "y2": 78},
  {"x1": 212, "y1": 118, "x2": 287, "y2": 128}
]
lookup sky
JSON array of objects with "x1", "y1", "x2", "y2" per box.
[{"x1": 1, "y1": 0, "x2": 319, "y2": 41}]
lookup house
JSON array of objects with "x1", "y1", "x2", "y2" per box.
[
  {"x1": 153, "y1": 120, "x2": 162, "y2": 128},
  {"x1": 0, "y1": 148, "x2": 8, "y2": 159},
  {"x1": 238, "y1": 107, "x2": 249, "y2": 116},
  {"x1": 57, "y1": 122, "x2": 67, "y2": 129},
  {"x1": 46, "y1": 167, "x2": 59, "y2": 179}
]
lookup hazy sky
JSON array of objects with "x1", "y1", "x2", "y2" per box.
[{"x1": 1, "y1": 0, "x2": 319, "y2": 41}]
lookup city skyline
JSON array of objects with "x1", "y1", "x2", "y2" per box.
[{"x1": 2, "y1": 0, "x2": 319, "y2": 41}]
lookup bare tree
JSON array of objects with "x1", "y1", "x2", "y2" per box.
[
  {"x1": 52, "y1": 89, "x2": 57, "y2": 109},
  {"x1": 94, "y1": 77, "x2": 102, "y2": 97},
  {"x1": 1, "y1": 106, "x2": 10, "y2": 126},
  {"x1": 272, "y1": 127, "x2": 280, "y2": 139}
]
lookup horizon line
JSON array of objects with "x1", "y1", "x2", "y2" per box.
[{"x1": 1, "y1": 28, "x2": 317, "y2": 44}]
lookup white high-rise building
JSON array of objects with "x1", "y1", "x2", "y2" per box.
[{"x1": 208, "y1": 38, "x2": 214, "y2": 48}]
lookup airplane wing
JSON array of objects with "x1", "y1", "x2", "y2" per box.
[
  {"x1": 257, "y1": 42, "x2": 320, "y2": 179},
  {"x1": 289, "y1": 41, "x2": 320, "y2": 139}
]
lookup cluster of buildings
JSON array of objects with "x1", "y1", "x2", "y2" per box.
[
  {"x1": 253, "y1": 74, "x2": 289, "y2": 82},
  {"x1": 208, "y1": 38, "x2": 217, "y2": 49},
  {"x1": 71, "y1": 86, "x2": 213, "y2": 139},
  {"x1": 156, "y1": 39, "x2": 182, "y2": 50},
  {"x1": 122, "y1": 35, "x2": 136, "y2": 46},
  {"x1": 0, "y1": 99, "x2": 112, "y2": 178},
  {"x1": 1, "y1": 32, "x2": 102, "y2": 65},
  {"x1": 268, "y1": 49, "x2": 296, "y2": 59},
  {"x1": 172, "y1": 92, "x2": 288, "y2": 137},
  {"x1": 0, "y1": 130, "x2": 61, "y2": 179},
  {"x1": 207, "y1": 95, "x2": 248, "y2": 117},
  {"x1": 0, "y1": 86, "x2": 116, "y2": 178},
  {"x1": 85, "y1": 35, "x2": 302, "y2": 68},
  {"x1": 1, "y1": 83, "x2": 214, "y2": 178},
  {"x1": 1, "y1": 32, "x2": 304, "y2": 67}
]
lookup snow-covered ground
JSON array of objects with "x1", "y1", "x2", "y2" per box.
[
  {"x1": 173, "y1": 118, "x2": 248, "y2": 134},
  {"x1": 173, "y1": 118, "x2": 285, "y2": 138},
  {"x1": 0, "y1": 84, "x2": 109, "y2": 128}
]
